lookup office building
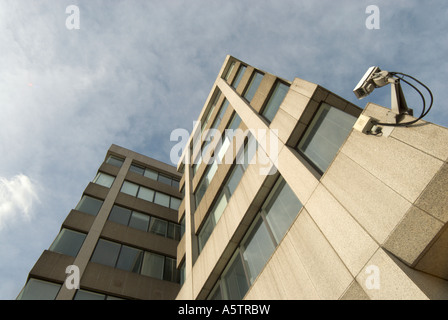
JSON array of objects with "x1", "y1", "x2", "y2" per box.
[{"x1": 18, "y1": 55, "x2": 448, "y2": 300}]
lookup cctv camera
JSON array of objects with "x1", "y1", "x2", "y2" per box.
[{"x1": 353, "y1": 66, "x2": 380, "y2": 99}]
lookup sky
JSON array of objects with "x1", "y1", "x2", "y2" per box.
[{"x1": 0, "y1": 0, "x2": 447, "y2": 299}]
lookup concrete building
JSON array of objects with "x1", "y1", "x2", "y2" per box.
[
  {"x1": 17, "y1": 55, "x2": 448, "y2": 300},
  {"x1": 176, "y1": 55, "x2": 448, "y2": 300},
  {"x1": 17, "y1": 145, "x2": 183, "y2": 300}
]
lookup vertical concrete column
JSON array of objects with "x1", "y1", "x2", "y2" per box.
[{"x1": 56, "y1": 157, "x2": 133, "y2": 300}]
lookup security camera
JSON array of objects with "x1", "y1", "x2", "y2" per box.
[{"x1": 353, "y1": 66, "x2": 381, "y2": 99}]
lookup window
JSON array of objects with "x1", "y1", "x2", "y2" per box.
[
  {"x1": 49, "y1": 229, "x2": 86, "y2": 257},
  {"x1": 223, "y1": 61, "x2": 235, "y2": 81},
  {"x1": 93, "y1": 172, "x2": 115, "y2": 188},
  {"x1": 17, "y1": 279, "x2": 61, "y2": 300},
  {"x1": 130, "y1": 164, "x2": 145, "y2": 175},
  {"x1": 170, "y1": 197, "x2": 181, "y2": 210},
  {"x1": 149, "y1": 217, "x2": 168, "y2": 237},
  {"x1": 106, "y1": 155, "x2": 124, "y2": 168},
  {"x1": 74, "y1": 289, "x2": 124, "y2": 300},
  {"x1": 154, "y1": 192, "x2": 170, "y2": 207},
  {"x1": 121, "y1": 181, "x2": 139, "y2": 196},
  {"x1": 262, "y1": 81, "x2": 290, "y2": 122},
  {"x1": 75, "y1": 195, "x2": 103, "y2": 216},
  {"x1": 90, "y1": 239, "x2": 121, "y2": 268},
  {"x1": 141, "y1": 252, "x2": 165, "y2": 280},
  {"x1": 128, "y1": 211, "x2": 150, "y2": 232},
  {"x1": 243, "y1": 71, "x2": 264, "y2": 103},
  {"x1": 157, "y1": 174, "x2": 172, "y2": 186},
  {"x1": 137, "y1": 186, "x2": 155, "y2": 202},
  {"x1": 164, "y1": 257, "x2": 179, "y2": 282},
  {"x1": 297, "y1": 103, "x2": 357, "y2": 174},
  {"x1": 108, "y1": 205, "x2": 132, "y2": 226},
  {"x1": 168, "y1": 222, "x2": 181, "y2": 241},
  {"x1": 144, "y1": 168, "x2": 158, "y2": 180},
  {"x1": 231, "y1": 65, "x2": 246, "y2": 89},
  {"x1": 208, "y1": 177, "x2": 302, "y2": 300},
  {"x1": 115, "y1": 245, "x2": 143, "y2": 273}
]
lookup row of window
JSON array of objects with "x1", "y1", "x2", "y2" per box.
[
  {"x1": 194, "y1": 112, "x2": 242, "y2": 207},
  {"x1": 74, "y1": 195, "x2": 181, "y2": 240},
  {"x1": 208, "y1": 177, "x2": 302, "y2": 300},
  {"x1": 17, "y1": 278, "x2": 125, "y2": 300},
  {"x1": 105, "y1": 155, "x2": 180, "y2": 189},
  {"x1": 121, "y1": 181, "x2": 181, "y2": 210},
  {"x1": 48, "y1": 229, "x2": 180, "y2": 283},
  {"x1": 198, "y1": 135, "x2": 258, "y2": 252}
]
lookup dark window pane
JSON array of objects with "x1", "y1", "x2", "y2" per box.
[
  {"x1": 231, "y1": 65, "x2": 246, "y2": 89},
  {"x1": 128, "y1": 212, "x2": 150, "y2": 231},
  {"x1": 108, "y1": 205, "x2": 132, "y2": 226},
  {"x1": 243, "y1": 71, "x2": 264, "y2": 102},
  {"x1": 116, "y1": 245, "x2": 143, "y2": 273},
  {"x1": 141, "y1": 252, "x2": 164, "y2": 280},
  {"x1": 91, "y1": 239, "x2": 121, "y2": 268},
  {"x1": 144, "y1": 168, "x2": 158, "y2": 180},
  {"x1": 75, "y1": 195, "x2": 103, "y2": 216},
  {"x1": 262, "y1": 82, "x2": 289, "y2": 122},
  {"x1": 297, "y1": 103, "x2": 356, "y2": 173},
  {"x1": 222, "y1": 251, "x2": 249, "y2": 300},
  {"x1": 170, "y1": 197, "x2": 181, "y2": 210},
  {"x1": 171, "y1": 179, "x2": 180, "y2": 189},
  {"x1": 149, "y1": 218, "x2": 167, "y2": 237},
  {"x1": 130, "y1": 164, "x2": 145, "y2": 175},
  {"x1": 74, "y1": 290, "x2": 105, "y2": 300},
  {"x1": 163, "y1": 257, "x2": 180, "y2": 283},
  {"x1": 157, "y1": 174, "x2": 172, "y2": 185},
  {"x1": 167, "y1": 223, "x2": 181, "y2": 240},
  {"x1": 17, "y1": 279, "x2": 61, "y2": 300},
  {"x1": 49, "y1": 229, "x2": 86, "y2": 257}
]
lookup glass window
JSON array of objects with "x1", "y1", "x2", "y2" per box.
[
  {"x1": 90, "y1": 239, "x2": 121, "y2": 268},
  {"x1": 128, "y1": 212, "x2": 150, "y2": 232},
  {"x1": 225, "y1": 165, "x2": 244, "y2": 197},
  {"x1": 17, "y1": 278, "x2": 61, "y2": 300},
  {"x1": 108, "y1": 205, "x2": 132, "y2": 226},
  {"x1": 49, "y1": 229, "x2": 86, "y2": 257},
  {"x1": 149, "y1": 218, "x2": 167, "y2": 237},
  {"x1": 163, "y1": 257, "x2": 179, "y2": 283},
  {"x1": 167, "y1": 223, "x2": 181, "y2": 241},
  {"x1": 241, "y1": 217, "x2": 276, "y2": 284},
  {"x1": 116, "y1": 245, "x2": 143, "y2": 273},
  {"x1": 106, "y1": 155, "x2": 124, "y2": 168},
  {"x1": 137, "y1": 186, "x2": 154, "y2": 202},
  {"x1": 93, "y1": 172, "x2": 115, "y2": 188},
  {"x1": 130, "y1": 164, "x2": 145, "y2": 175},
  {"x1": 121, "y1": 181, "x2": 139, "y2": 197},
  {"x1": 231, "y1": 65, "x2": 246, "y2": 89},
  {"x1": 141, "y1": 252, "x2": 165, "y2": 280},
  {"x1": 154, "y1": 192, "x2": 170, "y2": 207},
  {"x1": 263, "y1": 179, "x2": 302, "y2": 243},
  {"x1": 75, "y1": 195, "x2": 103, "y2": 216},
  {"x1": 297, "y1": 103, "x2": 357, "y2": 173},
  {"x1": 170, "y1": 197, "x2": 181, "y2": 210},
  {"x1": 222, "y1": 250, "x2": 249, "y2": 300},
  {"x1": 157, "y1": 174, "x2": 172, "y2": 186},
  {"x1": 243, "y1": 71, "x2": 264, "y2": 103},
  {"x1": 224, "y1": 61, "x2": 235, "y2": 81},
  {"x1": 262, "y1": 81, "x2": 289, "y2": 122},
  {"x1": 171, "y1": 179, "x2": 180, "y2": 189},
  {"x1": 144, "y1": 168, "x2": 158, "y2": 180},
  {"x1": 74, "y1": 290, "x2": 105, "y2": 300}
]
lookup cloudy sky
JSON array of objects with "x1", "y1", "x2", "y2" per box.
[{"x1": 0, "y1": 0, "x2": 447, "y2": 299}]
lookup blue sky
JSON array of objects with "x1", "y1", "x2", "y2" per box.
[{"x1": 0, "y1": 0, "x2": 447, "y2": 299}]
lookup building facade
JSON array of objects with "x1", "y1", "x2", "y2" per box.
[
  {"x1": 17, "y1": 55, "x2": 448, "y2": 300},
  {"x1": 176, "y1": 56, "x2": 448, "y2": 300},
  {"x1": 17, "y1": 145, "x2": 183, "y2": 300}
]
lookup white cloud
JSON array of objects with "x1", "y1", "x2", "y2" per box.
[{"x1": 0, "y1": 175, "x2": 39, "y2": 230}]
